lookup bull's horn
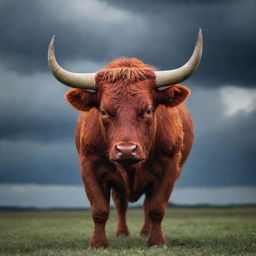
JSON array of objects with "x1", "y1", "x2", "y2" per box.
[
  {"x1": 155, "y1": 28, "x2": 203, "y2": 88},
  {"x1": 48, "y1": 36, "x2": 96, "y2": 89}
]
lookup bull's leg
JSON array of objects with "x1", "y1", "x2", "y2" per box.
[
  {"x1": 146, "y1": 181, "x2": 175, "y2": 247},
  {"x1": 140, "y1": 196, "x2": 151, "y2": 236},
  {"x1": 112, "y1": 190, "x2": 129, "y2": 236},
  {"x1": 81, "y1": 162, "x2": 111, "y2": 248},
  {"x1": 86, "y1": 180, "x2": 110, "y2": 248}
]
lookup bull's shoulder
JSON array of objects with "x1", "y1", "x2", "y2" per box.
[
  {"x1": 156, "y1": 103, "x2": 192, "y2": 133},
  {"x1": 75, "y1": 109, "x2": 106, "y2": 155},
  {"x1": 176, "y1": 104, "x2": 193, "y2": 129},
  {"x1": 176, "y1": 104, "x2": 194, "y2": 165},
  {"x1": 154, "y1": 104, "x2": 193, "y2": 156}
]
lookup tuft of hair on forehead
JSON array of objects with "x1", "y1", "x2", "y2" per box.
[{"x1": 95, "y1": 58, "x2": 156, "y2": 85}]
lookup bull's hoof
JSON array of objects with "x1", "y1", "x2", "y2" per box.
[
  {"x1": 89, "y1": 240, "x2": 108, "y2": 249},
  {"x1": 88, "y1": 246, "x2": 106, "y2": 250},
  {"x1": 140, "y1": 229, "x2": 150, "y2": 236},
  {"x1": 116, "y1": 230, "x2": 129, "y2": 237},
  {"x1": 149, "y1": 245, "x2": 167, "y2": 249},
  {"x1": 147, "y1": 237, "x2": 166, "y2": 248}
]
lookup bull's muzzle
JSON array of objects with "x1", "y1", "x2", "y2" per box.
[{"x1": 110, "y1": 143, "x2": 145, "y2": 165}]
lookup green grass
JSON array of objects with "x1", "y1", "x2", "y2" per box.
[{"x1": 0, "y1": 207, "x2": 255, "y2": 256}]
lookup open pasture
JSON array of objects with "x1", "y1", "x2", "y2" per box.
[{"x1": 0, "y1": 207, "x2": 255, "y2": 256}]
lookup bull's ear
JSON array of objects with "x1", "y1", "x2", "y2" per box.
[
  {"x1": 65, "y1": 89, "x2": 98, "y2": 111},
  {"x1": 156, "y1": 85, "x2": 190, "y2": 107}
]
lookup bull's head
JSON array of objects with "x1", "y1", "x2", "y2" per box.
[{"x1": 48, "y1": 30, "x2": 203, "y2": 166}]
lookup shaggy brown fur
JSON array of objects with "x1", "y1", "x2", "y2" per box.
[{"x1": 65, "y1": 58, "x2": 193, "y2": 248}]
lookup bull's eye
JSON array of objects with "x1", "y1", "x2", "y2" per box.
[
  {"x1": 101, "y1": 110, "x2": 107, "y2": 116},
  {"x1": 145, "y1": 108, "x2": 153, "y2": 115},
  {"x1": 100, "y1": 109, "x2": 115, "y2": 119}
]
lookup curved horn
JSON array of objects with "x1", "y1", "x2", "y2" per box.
[
  {"x1": 48, "y1": 36, "x2": 96, "y2": 89},
  {"x1": 155, "y1": 28, "x2": 203, "y2": 88}
]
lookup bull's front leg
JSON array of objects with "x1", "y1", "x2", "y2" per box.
[
  {"x1": 140, "y1": 197, "x2": 151, "y2": 236},
  {"x1": 112, "y1": 190, "x2": 129, "y2": 237},
  {"x1": 81, "y1": 157, "x2": 111, "y2": 248},
  {"x1": 146, "y1": 178, "x2": 175, "y2": 247}
]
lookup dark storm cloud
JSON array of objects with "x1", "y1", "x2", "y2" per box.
[
  {"x1": 0, "y1": 0, "x2": 146, "y2": 73},
  {"x1": 0, "y1": 140, "x2": 81, "y2": 184},
  {"x1": 104, "y1": 0, "x2": 256, "y2": 87},
  {"x1": 178, "y1": 91, "x2": 256, "y2": 187},
  {"x1": 0, "y1": 0, "x2": 255, "y2": 86},
  {"x1": 0, "y1": 65, "x2": 77, "y2": 142}
]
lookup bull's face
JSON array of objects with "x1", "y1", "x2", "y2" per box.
[
  {"x1": 97, "y1": 77, "x2": 156, "y2": 165},
  {"x1": 65, "y1": 59, "x2": 190, "y2": 166}
]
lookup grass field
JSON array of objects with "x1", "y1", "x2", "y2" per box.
[{"x1": 0, "y1": 207, "x2": 255, "y2": 256}]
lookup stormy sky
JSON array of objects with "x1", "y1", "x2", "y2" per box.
[{"x1": 0, "y1": 0, "x2": 256, "y2": 205}]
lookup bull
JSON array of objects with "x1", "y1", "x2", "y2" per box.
[{"x1": 48, "y1": 29, "x2": 203, "y2": 248}]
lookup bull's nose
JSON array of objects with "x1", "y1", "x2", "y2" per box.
[
  {"x1": 115, "y1": 143, "x2": 137, "y2": 157},
  {"x1": 111, "y1": 143, "x2": 145, "y2": 165}
]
